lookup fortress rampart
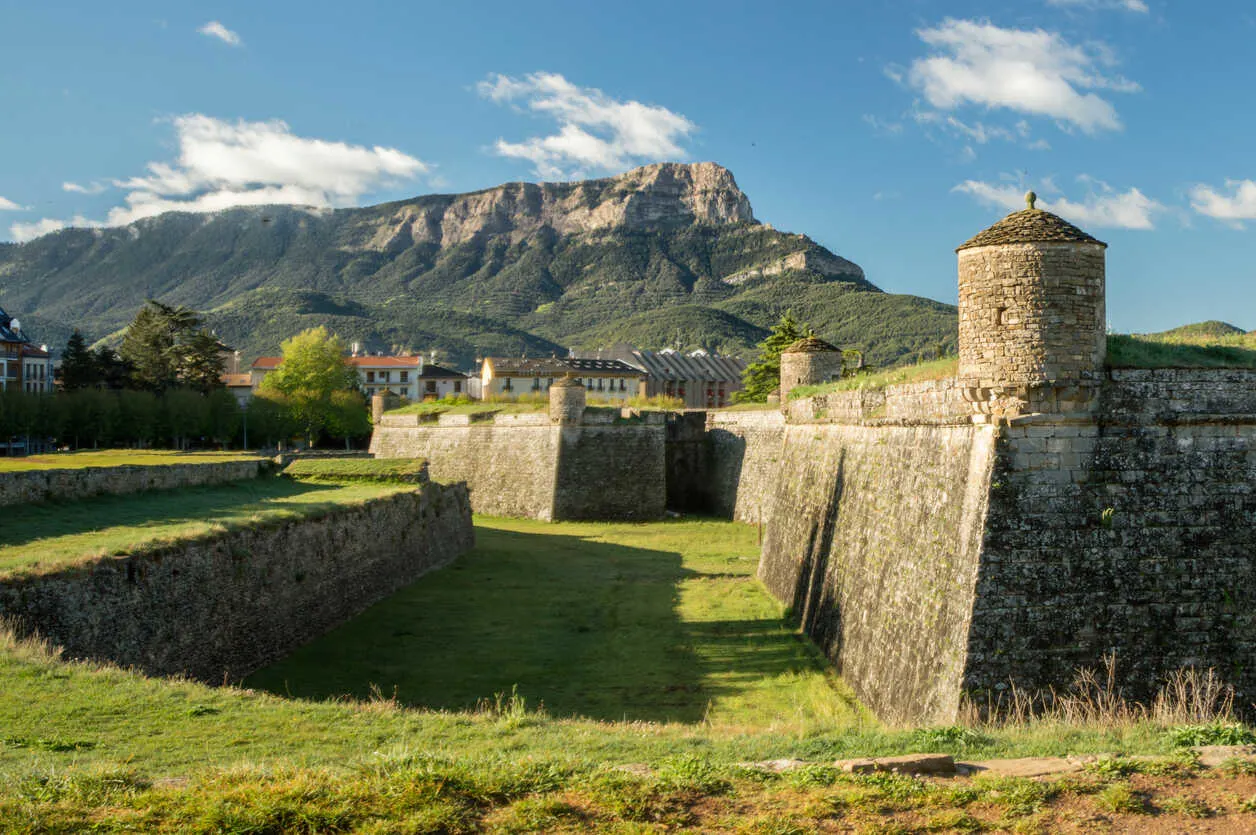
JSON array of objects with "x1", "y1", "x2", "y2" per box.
[
  {"x1": 0, "y1": 458, "x2": 268, "y2": 507},
  {"x1": 366, "y1": 194, "x2": 1256, "y2": 724},
  {"x1": 0, "y1": 481, "x2": 473, "y2": 682},
  {"x1": 370, "y1": 408, "x2": 666, "y2": 521}
]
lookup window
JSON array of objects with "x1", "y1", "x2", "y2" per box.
[
  {"x1": 620, "y1": 379, "x2": 626, "y2": 392},
  {"x1": 454, "y1": 380, "x2": 461, "y2": 393},
  {"x1": 503, "y1": 377, "x2": 513, "y2": 391},
  {"x1": 532, "y1": 378, "x2": 541, "y2": 391},
  {"x1": 367, "y1": 371, "x2": 375, "y2": 383},
  {"x1": 400, "y1": 371, "x2": 409, "y2": 383},
  {"x1": 426, "y1": 380, "x2": 437, "y2": 394},
  {"x1": 381, "y1": 371, "x2": 390, "y2": 383},
  {"x1": 596, "y1": 378, "x2": 604, "y2": 391}
]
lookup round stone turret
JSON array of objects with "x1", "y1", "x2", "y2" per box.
[
  {"x1": 779, "y1": 336, "x2": 842, "y2": 401},
  {"x1": 957, "y1": 193, "x2": 1107, "y2": 412},
  {"x1": 549, "y1": 375, "x2": 586, "y2": 424}
]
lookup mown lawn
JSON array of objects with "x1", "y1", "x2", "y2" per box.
[
  {"x1": 0, "y1": 449, "x2": 261, "y2": 472},
  {"x1": 0, "y1": 478, "x2": 408, "y2": 578},
  {"x1": 249, "y1": 517, "x2": 862, "y2": 729}
]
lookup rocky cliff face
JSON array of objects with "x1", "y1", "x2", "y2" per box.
[{"x1": 357, "y1": 162, "x2": 757, "y2": 251}]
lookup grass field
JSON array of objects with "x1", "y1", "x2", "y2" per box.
[
  {"x1": 3, "y1": 517, "x2": 1251, "y2": 830},
  {"x1": 0, "y1": 478, "x2": 408, "y2": 578},
  {"x1": 0, "y1": 449, "x2": 261, "y2": 473},
  {"x1": 248, "y1": 517, "x2": 862, "y2": 729}
]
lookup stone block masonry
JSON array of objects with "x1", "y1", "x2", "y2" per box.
[
  {"x1": 0, "y1": 459, "x2": 269, "y2": 507},
  {"x1": 758, "y1": 423, "x2": 996, "y2": 725},
  {"x1": 370, "y1": 410, "x2": 666, "y2": 521},
  {"x1": 0, "y1": 482, "x2": 473, "y2": 682}
]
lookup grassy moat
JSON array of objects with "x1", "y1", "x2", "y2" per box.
[{"x1": 3, "y1": 516, "x2": 1255, "y2": 831}]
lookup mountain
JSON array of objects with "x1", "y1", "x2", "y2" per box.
[
  {"x1": 0, "y1": 162, "x2": 956, "y2": 369},
  {"x1": 1149, "y1": 321, "x2": 1247, "y2": 340}
]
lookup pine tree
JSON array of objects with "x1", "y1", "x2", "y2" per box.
[
  {"x1": 59, "y1": 331, "x2": 99, "y2": 390},
  {"x1": 735, "y1": 312, "x2": 809, "y2": 403}
]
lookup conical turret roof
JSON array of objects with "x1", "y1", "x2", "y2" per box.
[
  {"x1": 783, "y1": 336, "x2": 839, "y2": 354},
  {"x1": 957, "y1": 192, "x2": 1106, "y2": 251}
]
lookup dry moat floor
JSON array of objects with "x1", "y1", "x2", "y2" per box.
[{"x1": 2, "y1": 517, "x2": 1255, "y2": 832}]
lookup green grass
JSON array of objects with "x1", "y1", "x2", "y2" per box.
[
  {"x1": 0, "y1": 449, "x2": 261, "y2": 473},
  {"x1": 281, "y1": 458, "x2": 428, "y2": 482},
  {"x1": 789, "y1": 356, "x2": 959, "y2": 399},
  {"x1": 386, "y1": 397, "x2": 548, "y2": 417},
  {"x1": 0, "y1": 478, "x2": 409, "y2": 578},
  {"x1": 1, "y1": 517, "x2": 1242, "y2": 831},
  {"x1": 248, "y1": 517, "x2": 862, "y2": 729},
  {"x1": 1106, "y1": 333, "x2": 1256, "y2": 369}
]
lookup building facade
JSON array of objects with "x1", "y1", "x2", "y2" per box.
[
  {"x1": 574, "y1": 345, "x2": 747, "y2": 409},
  {"x1": 0, "y1": 308, "x2": 52, "y2": 394},
  {"x1": 249, "y1": 353, "x2": 456, "y2": 401},
  {"x1": 479, "y1": 356, "x2": 645, "y2": 401}
]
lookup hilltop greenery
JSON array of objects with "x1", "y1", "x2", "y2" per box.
[{"x1": 0, "y1": 186, "x2": 956, "y2": 369}]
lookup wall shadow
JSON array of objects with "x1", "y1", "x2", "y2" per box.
[
  {"x1": 790, "y1": 453, "x2": 845, "y2": 661},
  {"x1": 247, "y1": 525, "x2": 708, "y2": 723},
  {"x1": 247, "y1": 520, "x2": 842, "y2": 725}
]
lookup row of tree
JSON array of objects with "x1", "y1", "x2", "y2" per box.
[{"x1": 0, "y1": 385, "x2": 368, "y2": 452}]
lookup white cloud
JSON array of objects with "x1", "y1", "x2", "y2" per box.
[
  {"x1": 954, "y1": 175, "x2": 1165, "y2": 229},
  {"x1": 863, "y1": 114, "x2": 903, "y2": 135},
  {"x1": 11, "y1": 114, "x2": 427, "y2": 242},
  {"x1": 477, "y1": 72, "x2": 696, "y2": 179},
  {"x1": 10, "y1": 215, "x2": 97, "y2": 242},
  {"x1": 1045, "y1": 0, "x2": 1149, "y2": 12},
  {"x1": 198, "y1": 21, "x2": 242, "y2": 47},
  {"x1": 907, "y1": 19, "x2": 1139, "y2": 133},
  {"x1": 1189, "y1": 180, "x2": 1256, "y2": 226},
  {"x1": 0, "y1": 197, "x2": 25, "y2": 211},
  {"x1": 62, "y1": 181, "x2": 108, "y2": 195}
]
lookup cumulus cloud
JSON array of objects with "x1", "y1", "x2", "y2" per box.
[
  {"x1": 954, "y1": 175, "x2": 1165, "y2": 229},
  {"x1": 1046, "y1": 0, "x2": 1149, "y2": 12},
  {"x1": 10, "y1": 115, "x2": 427, "y2": 242},
  {"x1": 10, "y1": 215, "x2": 98, "y2": 242},
  {"x1": 477, "y1": 72, "x2": 696, "y2": 179},
  {"x1": 0, "y1": 197, "x2": 25, "y2": 211},
  {"x1": 62, "y1": 181, "x2": 108, "y2": 195},
  {"x1": 907, "y1": 19, "x2": 1139, "y2": 134},
  {"x1": 198, "y1": 21, "x2": 242, "y2": 46},
  {"x1": 1188, "y1": 180, "x2": 1256, "y2": 226}
]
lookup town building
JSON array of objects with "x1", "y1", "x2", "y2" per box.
[
  {"x1": 20, "y1": 343, "x2": 54, "y2": 394},
  {"x1": 0, "y1": 308, "x2": 53, "y2": 394},
  {"x1": 574, "y1": 345, "x2": 748, "y2": 408},
  {"x1": 479, "y1": 356, "x2": 645, "y2": 401},
  {"x1": 417, "y1": 363, "x2": 468, "y2": 399}
]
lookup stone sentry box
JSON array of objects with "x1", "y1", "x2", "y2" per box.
[
  {"x1": 779, "y1": 336, "x2": 843, "y2": 402},
  {"x1": 957, "y1": 191, "x2": 1106, "y2": 417}
]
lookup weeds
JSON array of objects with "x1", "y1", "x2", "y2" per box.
[
  {"x1": 1166, "y1": 722, "x2": 1256, "y2": 748},
  {"x1": 1094, "y1": 781, "x2": 1149, "y2": 814}
]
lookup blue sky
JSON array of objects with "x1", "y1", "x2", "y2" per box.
[{"x1": 1, "y1": 0, "x2": 1252, "y2": 332}]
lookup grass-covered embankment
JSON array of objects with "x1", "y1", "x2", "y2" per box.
[
  {"x1": 3, "y1": 518, "x2": 1254, "y2": 830},
  {"x1": 0, "y1": 478, "x2": 409, "y2": 578},
  {"x1": 282, "y1": 458, "x2": 429, "y2": 483},
  {"x1": 0, "y1": 449, "x2": 261, "y2": 473}
]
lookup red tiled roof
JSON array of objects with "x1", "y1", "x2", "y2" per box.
[
  {"x1": 20, "y1": 345, "x2": 50, "y2": 358},
  {"x1": 252, "y1": 357, "x2": 282, "y2": 370}
]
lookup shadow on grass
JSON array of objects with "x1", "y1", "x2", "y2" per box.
[
  {"x1": 247, "y1": 524, "x2": 823, "y2": 724},
  {"x1": 0, "y1": 479, "x2": 338, "y2": 551}
]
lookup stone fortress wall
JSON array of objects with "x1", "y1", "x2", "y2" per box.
[
  {"x1": 370, "y1": 406, "x2": 666, "y2": 521},
  {"x1": 363, "y1": 193, "x2": 1256, "y2": 725},
  {"x1": 1, "y1": 480, "x2": 474, "y2": 683},
  {"x1": 0, "y1": 458, "x2": 269, "y2": 507}
]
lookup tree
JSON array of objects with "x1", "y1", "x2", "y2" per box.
[
  {"x1": 326, "y1": 389, "x2": 371, "y2": 450},
  {"x1": 180, "y1": 329, "x2": 228, "y2": 393},
  {"x1": 258, "y1": 327, "x2": 360, "y2": 445},
  {"x1": 120, "y1": 300, "x2": 223, "y2": 392},
  {"x1": 93, "y1": 346, "x2": 133, "y2": 390},
  {"x1": 59, "y1": 331, "x2": 99, "y2": 390},
  {"x1": 736, "y1": 312, "x2": 810, "y2": 403},
  {"x1": 205, "y1": 388, "x2": 241, "y2": 448}
]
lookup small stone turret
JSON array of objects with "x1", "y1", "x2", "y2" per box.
[
  {"x1": 549, "y1": 375, "x2": 586, "y2": 424},
  {"x1": 371, "y1": 393, "x2": 389, "y2": 425},
  {"x1": 957, "y1": 192, "x2": 1107, "y2": 416},
  {"x1": 779, "y1": 336, "x2": 842, "y2": 402}
]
